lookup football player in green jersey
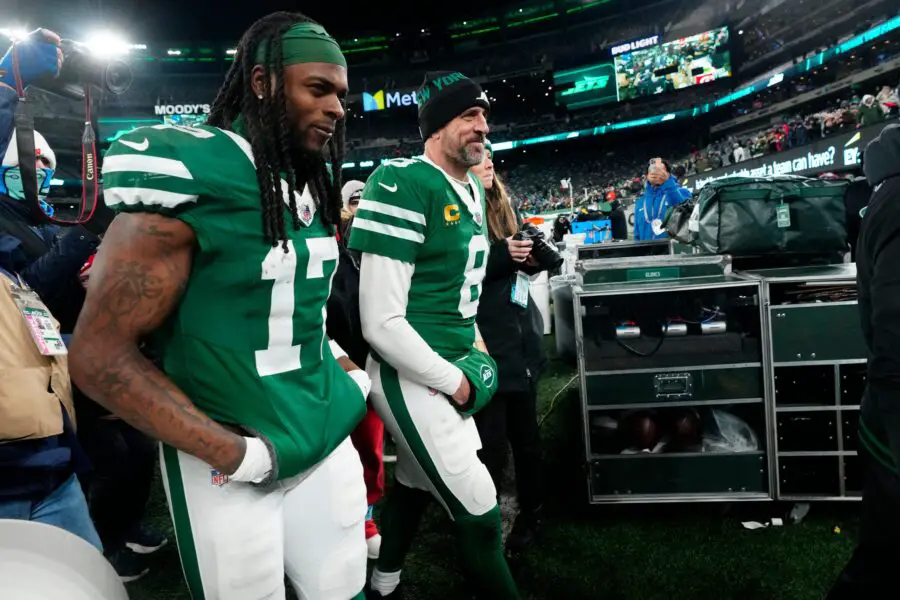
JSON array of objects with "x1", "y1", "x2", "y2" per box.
[
  {"x1": 70, "y1": 13, "x2": 371, "y2": 600},
  {"x1": 349, "y1": 72, "x2": 520, "y2": 599}
]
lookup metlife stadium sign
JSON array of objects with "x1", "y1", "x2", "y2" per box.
[
  {"x1": 610, "y1": 35, "x2": 660, "y2": 57},
  {"x1": 362, "y1": 89, "x2": 418, "y2": 112},
  {"x1": 683, "y1": 122, "x2": 890, "y2": 192}
]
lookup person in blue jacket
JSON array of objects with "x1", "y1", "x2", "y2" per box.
[
  {"x1": 0, "y1": 30, "x2": 107, "y2": 330},
  {"x1": 634, "y1": 158, "x2": 692, "y2": 241}
]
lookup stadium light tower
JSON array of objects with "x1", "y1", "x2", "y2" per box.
[
  {"x1": 85, "y1": 31, "x2": 132, "y2": 58},
  {"x1": 0, "y1": 27, "x2": 30, "y2": 41}
]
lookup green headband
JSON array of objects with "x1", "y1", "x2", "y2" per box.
[{"x1": 254, "y1": 22, "x2": 347, "y2": 68}]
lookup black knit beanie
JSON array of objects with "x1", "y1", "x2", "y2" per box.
[
  {"x1": 864, "y1": 123, "x2": 900, "y2": 187},
  {"x1": 417, "y1": 71, "x2": 490, "y2": 140}
]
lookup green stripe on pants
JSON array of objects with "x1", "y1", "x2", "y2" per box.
[
  {"x1": 162, "y1": 444, "x2": 206, "y2": 600},
  {"x1": 380, "y1": 362, "x2": 468, "y2": 517}
]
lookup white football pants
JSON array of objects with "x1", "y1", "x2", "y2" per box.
[{"x1": 160, "y1": 437, "x2": 368, "y2": 600}]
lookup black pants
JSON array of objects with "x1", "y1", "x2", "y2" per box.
[
  {"x1": 475, "y1": 382, "x2": 542, "y2": 514},
  {"x1": 827, "y1": 414, "x2": 900, "y2": 599},
  {"x1": 77, "y1": 417, "x2": 156, "y2": 554}
]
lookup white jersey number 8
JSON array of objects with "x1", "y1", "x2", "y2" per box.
[{"x1": 459, "y1": 234, "x2": 490, "y2": 319}]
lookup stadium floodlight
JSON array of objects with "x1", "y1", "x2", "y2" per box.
[
  {"x1": 226, "y1": 48, "x2": 237, "y2": 55},
  {"x1": 130, "y1": 44, "x2": 147, "y2": 50},
  {"x1": 85, "y1": 32, "x2": 131, "y2": 58},
  {"x1": 167, "y1": 49, "x2": 182, "y2": 56},
  {"x1": 0, "y1": 27, "x2": 29, "y2": 41}
]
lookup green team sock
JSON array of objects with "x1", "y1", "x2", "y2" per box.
[
  {"x1": 374, "y1": 482, "x2": 432, "y2": 574},
  {"x1": 454, "y1": 506, "x2": 521, "y2": 600}
]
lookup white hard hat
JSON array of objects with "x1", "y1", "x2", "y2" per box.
[
  {"x1": 0, "y1": 519, "x2": 128, "y2": 600},
  {"x1": 2, "y1": 130, "x2": 57, "y2": 170},
  {"x1": 341, "y1": 180, "x2": 365, "y2": 209}
]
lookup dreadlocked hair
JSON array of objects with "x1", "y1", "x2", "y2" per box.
[{"x1": 207, "y1": 11, "x2": 346, "y2": 251}]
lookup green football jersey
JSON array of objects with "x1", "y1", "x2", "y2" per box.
[
  {"x1": 101, "y1": 123, "x2": 366, "y2": 480},
  {"x1": 348, "y1": 155, "x2": 490, "y2": 360}
]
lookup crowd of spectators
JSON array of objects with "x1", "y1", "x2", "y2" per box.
[
  {"x1": 497, "y1": 80, "x2": 899, "y2": 214},
  {"x1": 684, "y1": 84, "x2": 900, "y2": 175}
]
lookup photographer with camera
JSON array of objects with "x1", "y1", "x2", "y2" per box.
[
  {"x1": 0, "y1": 28, "x2": 103, "y2": 552},
  {"x1": 471, "y1": 141, "x2": 557, "y2": 554},
  {"x1": 0, "y1": 30, "x2": 107, "y2": 330},
  {"x1": 0, "y1": 30, "x2": 163, "y2": 581}
]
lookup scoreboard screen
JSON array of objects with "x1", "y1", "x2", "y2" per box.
[{"x1": 615, "y1": 26, "x2": 732, "y2": 102}]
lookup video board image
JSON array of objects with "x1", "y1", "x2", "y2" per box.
[
  {"x1": 163, "y1": 113, "x2": 209, "y2": 127},
  {"x1": 615, "y1": 26, "x2": 731, "y2": 102},
  {"x1": 553, "y1": 63, "x2": 619, "y2": 111}
]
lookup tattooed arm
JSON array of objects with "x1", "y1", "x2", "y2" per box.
[{"x1": 69, "y1": 213, "x2": 246, "y2": 474}]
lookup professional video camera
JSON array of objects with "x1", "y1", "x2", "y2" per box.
[
  {"x1": 514, "y1": 223, "x2": 563, "y2": 271},
  {"x1": 7, "y1": 31, "x2": 130, "y2": 230},
  {"x1": 35, "y1": 40, "x2": 132, "y2": 101}
]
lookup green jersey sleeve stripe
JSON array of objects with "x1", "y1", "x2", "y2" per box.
[
  {"x1": 349, "y1": 230, "x2": 419, "y2": 263},
  {"x1": 353, "y1": 217, "x2": 425, "y2": 243},
  {"x1": 355, "y1": 208, "x2": 426, "y2": 235},
  {"x1": 105, "y1": 186, "x2": 199, "y2": 209},
  {"x1": 357, "y1": 199, "x2": 426, "y2": 225},
  {"x1": 103, "y1": 155, "x2": 194, "y2": 180}
]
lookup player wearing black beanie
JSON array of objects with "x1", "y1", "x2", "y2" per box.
[{"x1": 349, "y1": 71, "x2": 521, "y2": 599}]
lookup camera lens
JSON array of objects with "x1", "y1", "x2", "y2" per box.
[{"x1": 103, "y1": 60, "x2": 133, "y2": 95}]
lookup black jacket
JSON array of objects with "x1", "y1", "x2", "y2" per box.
[
  {"x1": 0, "y1": 198, "x2": 99, "y2": 333},
  {"x1": 476, "y1": 237, "x2": 548, "y2": 394},
  {"x1": 326, "y1": 241, "x2": 370, "y2": 369},
  {"x1": 856, "y1": 123, "x2": 900, "y2": 469}
]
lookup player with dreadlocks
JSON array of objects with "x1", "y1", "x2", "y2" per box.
[{"x1": 70, "y1": 12, "x2": 370, "y2": 600}]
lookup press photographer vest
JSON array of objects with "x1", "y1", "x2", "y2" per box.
[{"x1": 0, "y1": 272, "x2": 74, "y2": 441}]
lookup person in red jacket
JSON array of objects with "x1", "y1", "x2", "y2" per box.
[{"x1": 331, "y1": 180, "x2": 385, "y2": 559}]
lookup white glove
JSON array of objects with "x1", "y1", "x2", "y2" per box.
[
  {"x1": 229, "y1": 437, "x2": 273, "y2": 484},
  {"x1": 329, "y1": 339, "x2": 370, "y2": 398},
  {"x1": 348, "y1": 369, "x2": 371, "y2": 399}
]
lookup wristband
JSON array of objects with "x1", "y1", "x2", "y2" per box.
[
  {"x1": 348, "y1": 369, "x2": 371, "y2": 399},
  {"x1": 329, "y1": 339, "x2": 348, "y2": 360},
  {"x1": 229, "y1": 437, "x2": 273, "y2": 484}
]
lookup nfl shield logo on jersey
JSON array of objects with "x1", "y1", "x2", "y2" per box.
[
  {"x1": 300, "y1": 203, "x2": 314, "y2": 227},
  {"x1": 211, "y1": 470, "x2": 229, "y2": 487},
  {"x1": 474, "y1": 212, "x2": 483, "y2": 227}
]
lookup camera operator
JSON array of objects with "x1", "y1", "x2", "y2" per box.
[
  {"x1": 0, "y1": 30, "x2": 164, "y2": 581},
  {"x1": 471, "y1": 141, "x2": 552, "y2": 554},
  {"x1": 635, "y1": 157, "x2": 692, "y2": 241},
  {"x1": 0, "y1": 31, "x2": 106, "y2": 330},
  {"x1": 0, "y1": 28, "x2": 102, "y2": 551}
]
